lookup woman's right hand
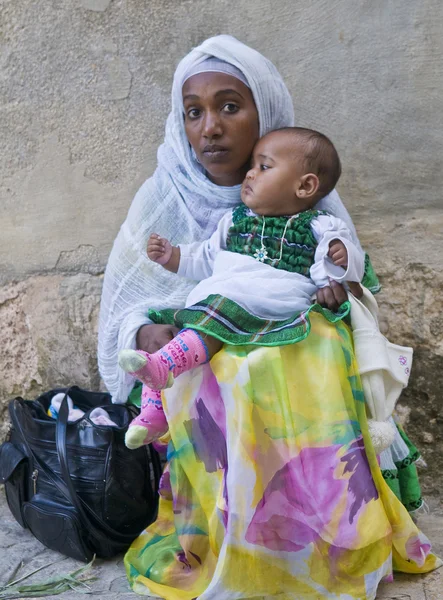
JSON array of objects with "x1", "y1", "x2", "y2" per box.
[
  {"x1": 316, "y1": 281, "x2": 363, "y2": 311},
  {"x1": 136, "y1": 324, "x2": 180, "y2": 354}
]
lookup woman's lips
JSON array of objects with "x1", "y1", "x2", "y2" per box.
[{"x1": 202, "y1": 145, "x2": 230, "y2": 162}]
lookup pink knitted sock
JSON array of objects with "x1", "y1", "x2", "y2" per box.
[
  {"x1": 118, "y1": 329, "x2": 209, "y2": 390},
  {"x1": 125, "y1": 386, "x2": 168, "y2": 449}
]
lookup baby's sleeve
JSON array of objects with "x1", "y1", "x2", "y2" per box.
[
  {"x1": 310, "y1": 214, "x2": 365, "y2": 288},
  {"x1": 177, "y1": 210, "x2": 233, "y2": 281}
]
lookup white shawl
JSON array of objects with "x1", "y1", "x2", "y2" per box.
[{"x1": 98, "y1": 35, "x2": 361, "y2": 402}]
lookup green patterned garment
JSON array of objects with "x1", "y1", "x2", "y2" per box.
[
  {"x1": 148, "y1": 296, "x2": 350, "y2": 347},
  {"x1": 227, "y1": 203, "x2": 381, "y2": 291},
  {"x1": 362, "y1": 253, "x2": 381, "y2": 293},
  {"x1": 226, "y1": 204, "x2": 327, "y2": 275}
]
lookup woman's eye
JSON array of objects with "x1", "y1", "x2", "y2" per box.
[
  {"x1": 187, "y1": 108, "x2": 201, "y2": 119},
  {"x1": 222, "y1": 103, "x2": 239, "y2": 114}
]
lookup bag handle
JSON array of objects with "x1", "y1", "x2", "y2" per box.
[{"x1": 56, "y1": 391, "x2": 158, "y2": 544}]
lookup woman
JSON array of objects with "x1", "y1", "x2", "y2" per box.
[{"x1": 98, "y1": 36, "x2": 439, "y2": 599}]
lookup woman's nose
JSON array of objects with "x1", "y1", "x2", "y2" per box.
[{"x1": 202, "y1": 111, "x2": 222, "y2": 138}]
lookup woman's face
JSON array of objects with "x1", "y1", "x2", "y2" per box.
[{"x1": 182, "y1": 72, "x2": 259, "y2": 187}]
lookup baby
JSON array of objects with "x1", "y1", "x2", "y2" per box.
[{"x1": 119, "y1": 127, "x2": 365, "y2": 449}]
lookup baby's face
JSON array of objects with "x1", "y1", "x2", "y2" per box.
[{"x1": 241, "y1": 131, "x2": 312, "y2": 216}]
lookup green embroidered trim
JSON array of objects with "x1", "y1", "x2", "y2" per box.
[
  {"x1": 361, "y1": 254, "x2": 381, "y2": 294},
  {"x1": 381, "y1": 469, "x2": 399, "y2": 481},
  {"x1": 232, "y1": 203, "x2": 251, "y2": 224},
  {"x1": 395, "y1": 450, "x2": 420, "y2": 469},
  {"x1": 381, "y1": 425, "x2": 423, "y2": 514},
  {"x1": 381, "y1": 466, "x2": 423, "y2": 513},
  {"x1": 407, "y1": 498, "x2": 424, "y2": 512},
  {"x1": 227, "y1": 205, "x2": 327, "y2": 275},
  {"x1": 148, "y1": 296, "x2": 350, "y2": 347},
  {"x1": 127, "y1": 381, "x2": 142, "y2": 408}
]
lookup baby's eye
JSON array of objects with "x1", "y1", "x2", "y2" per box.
[
  {"x1": 260, "y1": 164, "x2": 270, "y2": 171},
  {"x1": 186, "y1": 108, "x2": 201, "y2": 119},
  {"x1": 222, "y1": 103, "x2": 239, "y2": 114}
]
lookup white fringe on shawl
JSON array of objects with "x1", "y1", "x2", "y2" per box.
[{"x1": 98, "y1": 35, "x2": 362, "y2": 402}]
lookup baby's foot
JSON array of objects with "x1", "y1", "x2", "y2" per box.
[
  {"x1": 125, "y1": 388, "x2": 168, "y2": 449},
  {"x1": 125, "y1": 422, "x2": 169, "y2": 449},
  {"x1": 118, "y1": 349, "x2": 174, "y2": 390}
]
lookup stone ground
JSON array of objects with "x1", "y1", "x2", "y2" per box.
[{"x1": 0, "y1": 488, "x2": 441, "y2": 600}]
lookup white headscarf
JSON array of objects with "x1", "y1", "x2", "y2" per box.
[
  {"x1": 181, "y1": 57, "x2": 251, "y2": 89},
  {"x1": 98, "y1": 35, "x2": 360, "y2": 402}
]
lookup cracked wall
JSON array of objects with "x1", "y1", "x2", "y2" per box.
[{"x1": 1, "y1": 1, "x2": 442, "y2": 495}]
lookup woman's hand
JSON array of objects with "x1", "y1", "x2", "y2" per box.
[
  {"x1": 316, "y1": 281, "x2": 363, "y2": 311},
  {"x1": 348, "y1": 281, "x2": 363, "y2": 299},
  {"x1": 136, "y1": 324, "x2": 180, "y2": 354}
]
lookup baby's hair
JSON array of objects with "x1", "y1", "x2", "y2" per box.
[{"x1": 276, "y1": 127, "x2": 341, "y2": 198}]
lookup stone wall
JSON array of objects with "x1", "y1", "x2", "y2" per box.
[{"x1": 1, "y1": 1, "x2": 442, "y2": 494}]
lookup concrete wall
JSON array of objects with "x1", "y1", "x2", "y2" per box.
[{"x1": 1, "y1": 0, "x2": 442, "y2": 493}]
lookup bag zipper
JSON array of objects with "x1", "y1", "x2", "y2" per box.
[
  {"x1": 31, "y1": 469, "x2": 39, "y2": 495},
  {"x1": 30, "y1": 465, "x2": 103, "y2": 491}
]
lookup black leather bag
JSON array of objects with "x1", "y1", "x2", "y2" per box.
[{"x1": 0, "y1": 386, "x2": 162, "y2": 562}]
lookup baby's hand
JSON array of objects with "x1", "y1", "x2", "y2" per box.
[
  {"x1": 328, "y1": 239, "x2": 348, "y2": 267},
  {"x1": 147, "y1": 234, "x2": 173, "y2": 265}
]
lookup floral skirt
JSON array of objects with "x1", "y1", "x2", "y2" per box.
[{"x1": 125, "y1": 313, "x2": 440, "y2": 599}]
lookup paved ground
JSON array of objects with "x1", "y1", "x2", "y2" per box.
[{"x1": 0, "y1": 487, "x2": 441, "y2": 600}]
